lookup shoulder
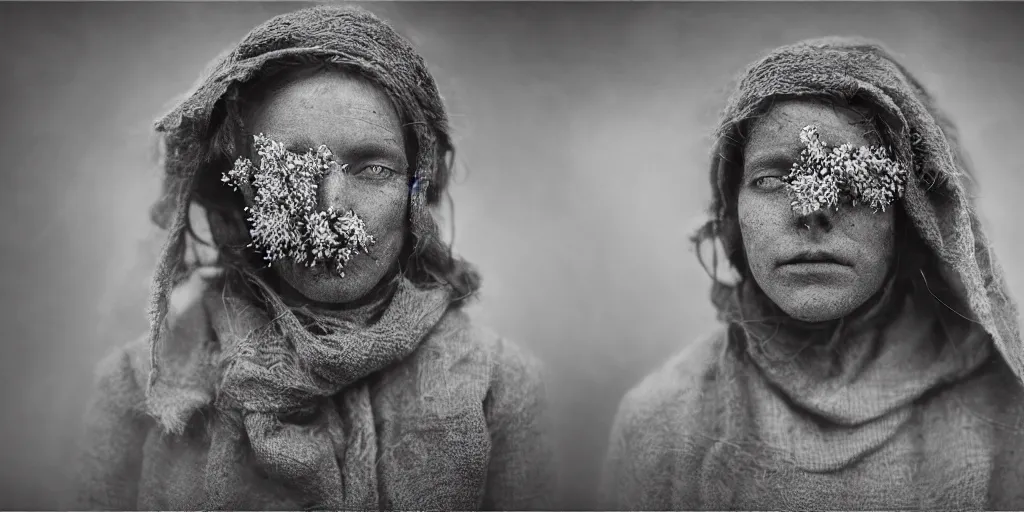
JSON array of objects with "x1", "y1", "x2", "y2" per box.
[
  {"x1": 485, "y1": 334, "x2": 546, "y2": 409},
  {"x1": 474, "y1": 326, "x2": 547, "y2": 428},
  {"x1": 88, "y1": 335, "x2": 151, "y2": 415},
  {"x1": 600, "y1": 330, "x2": 731, "y2": 512},
  {"x1": 613, "y1": 328, "x2": 729, "y2": 442},
  {"x1": 479, "y1": 326, "x2": 545, "y2": 391},
  {"x1": 89, "y1": 272, "x2": 217, "y2": 419},
  {"x1": 426, "y1": 308, "x2": 545, "y2": 388},
  {"x1": 423, "y1": 309, "x2": 546, "y2": 417}
]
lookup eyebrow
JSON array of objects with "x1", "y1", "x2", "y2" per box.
[
  {"x1": 341, "y1": 139, "x2": 407, "y2": 163},
  {"x1": 280, "y1": 138, "x2": 407, "y2": 164},
  {"x1": 745, "y1": 149, "x2": 800, "y2": 172},
  {"x1": 281, "y1": 136, "x2": 320, "y2": 154}
]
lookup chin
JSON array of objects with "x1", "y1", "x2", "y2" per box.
[
  {"x1": 768, "y1": 284, "x2": 864, "y2": 323},
  {"x1": 275, "y1": 259, "x2": 383, "y2": 306},
  {"x1": 292, "y1": 279, "x2": 369, "y2": 304},
  {"x1": 781, "y1": 304, "x2": 845, "y2": 323}
]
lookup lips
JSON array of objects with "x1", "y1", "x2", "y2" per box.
[{"x1": 779, "y1": 250, "x2": 851, "y2": 267}]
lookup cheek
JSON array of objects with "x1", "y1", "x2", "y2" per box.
[
  {"x1": 737, "y1": 191, "x2": 788, "y2": 268},
  {"x1": 347, "y1": 181, "x2": 409, "y2": 239},
  {"x1": 842, "y1": 210, "x2": 896, "y2": 267}
]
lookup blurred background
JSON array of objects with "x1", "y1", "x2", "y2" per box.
[{"x1": 2, "y1": 1, "x2": 1023, "y2": 509}]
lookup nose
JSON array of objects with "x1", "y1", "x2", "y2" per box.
[
  {"x1": 796, "y1": 208, "x2": 834, "y2": 233},
  {"x1": 316, "y1": 165, "x2": 351, "y2": 213}
]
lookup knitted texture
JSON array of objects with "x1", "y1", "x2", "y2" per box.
[{"x1": 75, "y1": 273, "x2": 556, "y2": 510}]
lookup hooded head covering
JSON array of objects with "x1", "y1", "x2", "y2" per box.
[
  {"x1": 693, "y1": 36, "x2": 1022, "y2": 386},
  {"x1": 140, "y1": 6, "x2": 482, "y2": 509}
]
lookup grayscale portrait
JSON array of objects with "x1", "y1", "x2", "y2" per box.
[
  {"x1": 3, "y1": 3, "x2": 1024, "y2": 511},
  {"x1": 69, "y1": 6, "x2": 555, "y2": 510},
  {"x1": 602, "y1": 36, "x2": 1024, "y2": 510}
]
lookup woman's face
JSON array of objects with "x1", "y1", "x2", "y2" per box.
[
  {"x1": 244, "y1": 70, "x2": 410, "y2": 305},
  {"x1": 737, "y1": 100, "x2": 896, "y2": 322}
]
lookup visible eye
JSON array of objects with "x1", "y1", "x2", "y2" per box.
[
  {"x1": 350, "y1": 164, "x2": 397, "y2": 180},
  {"x1": 752, "y1": 175, "x2": 787, "y2": 191}
]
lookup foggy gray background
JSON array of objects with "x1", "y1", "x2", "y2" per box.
[{"x1": 2, "y1": 1, "x2": 1023, "y2": 509}]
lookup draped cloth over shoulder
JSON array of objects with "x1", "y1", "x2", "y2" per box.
[{"x1": 197, "y1": 278, "x2": 452, "y2": 509}]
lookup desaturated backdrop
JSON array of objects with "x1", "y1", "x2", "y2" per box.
[{"x1": 2, "y1": 1, "x2": 1023, "y2": 509}]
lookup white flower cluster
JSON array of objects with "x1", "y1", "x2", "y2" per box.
[
  {"x1": 222, "y1": 134, "x2": 375, "y2": 277},
  {"x1": 785, "y1": 125, "x2": 908, "y2": 216}
]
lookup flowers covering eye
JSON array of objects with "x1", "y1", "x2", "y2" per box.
[
  {"x1": 784, "y1": 125, "x2": 909, "y2": 216},
  {"x1": 221, "y1": 134, "x2": 375, "y2": 276}
]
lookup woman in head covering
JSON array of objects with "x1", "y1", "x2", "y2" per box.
[
  {"x1": 601, "y1": 37, "x2": 1024, "y2": 510},
  {"x1": 73, "y1": 5, "x2": 555, "y2": 510}
]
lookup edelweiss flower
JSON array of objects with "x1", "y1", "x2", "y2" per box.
[
  {"x1": 784, "y1": 125, "x2": 908, "y2": 215},
  {"x1": 222, "y1": 134, "x2": 376, "y2": 276}
]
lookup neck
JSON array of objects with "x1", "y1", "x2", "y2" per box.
[
  {"x1": 735, "y1": 270, "x2": 905, "y2": 355},
  {"x1": 806, "y1": 274, "x2": 901, "y2": 331},
  {"x1": 263, "y1": 266, "x2": 403, "y2": 324}
]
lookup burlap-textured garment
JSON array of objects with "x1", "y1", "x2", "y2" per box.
[
  {"x1": 601, "y1": 37, "x2": 1024, "y2": 510},
  {"x1": 73, "y1": 5, "x2": 555, "y2": 510},
  {"x1": 76, "y1": 272, "x2": 554, "y2": 510}
]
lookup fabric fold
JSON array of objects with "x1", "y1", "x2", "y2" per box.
[{"x1": 198, "y1": 276, "x2": 452, "y2": 509}]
